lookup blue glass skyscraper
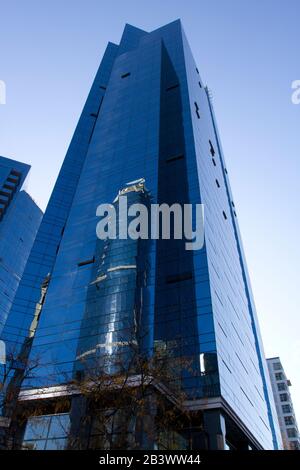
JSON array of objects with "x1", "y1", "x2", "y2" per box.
[
  {"x1": 1, "y1": 21, "x2": 282, "y2": 450},
  {"x1": 0, "y1": 156, "x2": 42, "y2": 335}
]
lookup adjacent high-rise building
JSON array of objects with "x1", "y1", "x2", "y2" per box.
[
  {"x1": 0, "y1": 21, "x2": 282, "y2": 450},
  {"x1": 0, "y1": 156, "x2": 42, "y2": 335},
  {"x1": 267, "y1": 357, "x2": 300, "y2": 450}
]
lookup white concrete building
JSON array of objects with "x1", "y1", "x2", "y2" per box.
[{"x1": 267, "y1": 357, "x2": 300, "y2": 450}]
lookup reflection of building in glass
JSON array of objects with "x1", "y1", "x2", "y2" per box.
[
  {"x1": 1, "y1": 21, "x2": 282, "y2": 450},
  {"x1": 75, "y1": 179, "x2": 151, "y2": 376},
  {"x1": 0, "y1": 156, "x2": 42, "y2": 335},
  {"x1": 267, "y1": 357, "x2": 300, "y2": 450},
  {"x1": 21, "y1": 414, "x2": 70, "y2": 450}
]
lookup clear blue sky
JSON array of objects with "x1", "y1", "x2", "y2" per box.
[{"x1": 1, "y1": 0, "x2": 299, "y2": 420}]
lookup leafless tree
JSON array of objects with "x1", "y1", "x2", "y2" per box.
[{"x1": 66, "y1": 331, "x2": 195, "y2": 450}]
